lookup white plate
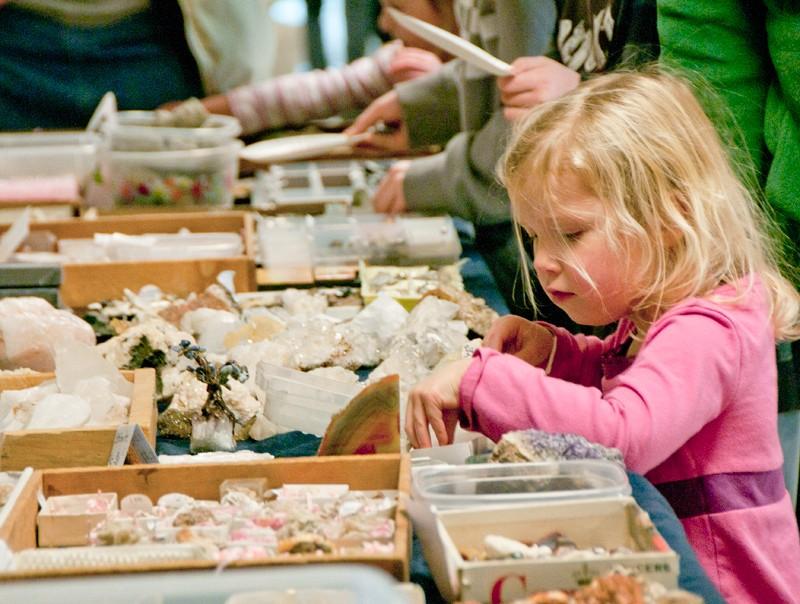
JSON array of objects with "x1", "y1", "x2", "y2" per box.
[
  {"x1": 387, "y1": 7, "x2": 512, "y2": 77},
  {"x1": 240, "y1": 133, "x2": 367, "y2": 164}
]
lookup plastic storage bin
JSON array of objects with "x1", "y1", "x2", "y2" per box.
[
  {"x1": 258, "y1": 362, "x2": 362, "y2": 436},
  {"x1": 0, "y1": 132, "x2": 99, "y2": 190},
  {"x1": 312, "y1": 215, "x2": 461, "y2": 267},
  {"x1": 0, "y1": 564, "x2": 410, "y2": 604},
  {"x1": 57, "y1": 232, "x2": 244, "y2": 262},
  {"x1": 109, "y1": 141, "x2": 242, "y2": 208},
  {"x1": 111, "y1": 111, "x2": 241, "y2": 151},
  {"x1": 412, "y1": 459, "x2": 630, "y2": 509}
]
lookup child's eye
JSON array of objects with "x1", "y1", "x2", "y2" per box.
[{"x1": 563, "y1": 230, "x2": 584, "y2": 242}]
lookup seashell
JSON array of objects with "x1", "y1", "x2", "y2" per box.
[{"x1": 484, "y1": 534, "x2": 534, "y2": 560}]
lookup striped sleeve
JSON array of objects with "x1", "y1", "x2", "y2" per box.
[{"x1": 227, "y1": 42, "x2": 401, "y2": 135}]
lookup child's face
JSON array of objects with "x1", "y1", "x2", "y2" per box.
[
  {"x1": 378, "y1": 0, "x2": 456, "y2": 58},
  {"x1": 514, "y1": 173, "x2": 642, "y2": 326}
]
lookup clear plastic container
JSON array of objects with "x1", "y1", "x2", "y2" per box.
[
  {"x1": 312, "y1": 215, "x2": 461, "y2": 267},
  {"x1": 398, "y1": 216, "x2": 462, "y2": 264},
  {"x1": 0, "y1": 564, "x2": 409, "y2": 604},
  {"x1": 93, "y1": 232, "x2": 243, "y2": 261},
  {"x1": 412, "y1": 460, "x2": 630, "y2": 509},
  {"x1": 0, "y1": 132, "x2": 99, "y2": 188},
  {"x1": 109, "y1": 141, "x2": 242, "y2": 208},
  {"x1": 111, "y1": 111, "x2": 242, "y2": 151}
]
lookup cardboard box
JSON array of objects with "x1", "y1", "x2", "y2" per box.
[
  {"x1": 0, "y1": 369, "x2": 156, "y2": 471},
  {"x1": 37, "y1": 492, "x2": 119, "y2": 547},
  {"x1": 0, "y1": 454, "x2": 411, "y2": 582},
  {"x1": 0, "y1": 212, "x2": 257, "y2": 307},
  {"x1": 412, "y1": 497, "x2": 678, "y2": 603}
]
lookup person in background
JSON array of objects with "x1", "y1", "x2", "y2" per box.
[
  {"x1": 346, "y1": 0, "x2": 386, "y2": 62},
  {"x1": 657, "y1": 0, "x2": 800, "y2": 519},
  {"x1": 0, "y1": 0, "x2": 275, "y2": 130},
  {"x1": 346, "y1": 0, "x2": 657, "y2": 319},
  {"x1": 405, "y1": 70, "x2": 800, "y2": 603},
  {"x1": 305, "y1": 0, "x2": 326, "y2": 69},
  {"x1": 183, "y1": 0, "x2": 457, "y2": 137}
]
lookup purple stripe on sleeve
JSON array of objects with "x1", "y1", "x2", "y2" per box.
[{"x1": 655, "y1": 468, "x2": 786, "y2": 519}]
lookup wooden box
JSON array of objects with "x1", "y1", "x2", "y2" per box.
[
  {"x1": 0, "y1": 211, "x2": 257, "y2": 307},
  {"x1": 37, "y1": 492, "x2": 119, "y2": 547},
  {"x1": 0, "y1": 454, "x2": 411, "y2": 582},
  {"x1": 0, "y1": 368, "x2": 156, "y2": 471},
  {"x1": 421, "y1": 497, "x2": 678, "y2": 603},
  {"x1": 0, "y1": 468, "x2": 38, "y2": 553}
]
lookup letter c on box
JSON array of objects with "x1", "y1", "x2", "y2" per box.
[{"x1": 491, "y1": 574, "x2": 527, "y2": 604}]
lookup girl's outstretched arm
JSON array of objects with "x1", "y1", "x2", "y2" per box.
[{"x1": 460, "y1": 307, "x2": 742, "y2": 473}]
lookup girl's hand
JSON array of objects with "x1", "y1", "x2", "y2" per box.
[
  {"x1": 482, "y1": 316, "x2": 554, "y2": 367},
  {"x1": 406, "y1": 358, "x2": 472, "y2": 448},
  {"x1": 345, "y1": 90, "x2": 410, "y2": 152},
  {"x1": 372, "y1": 160, "x2": 410, "y2": 214},
  {"x1": 388, "y1": 47, "x2": 443, "y2": 83},
  {"x1": 498, "y1": 56, "x2": 581, "y2": 120}
]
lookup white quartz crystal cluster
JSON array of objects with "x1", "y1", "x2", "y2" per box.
[
  {"x1": 0, "y1": 342, "x2": 131, "y2": 432},
  {"x1": 0, "y1": 297, "x2": 95, "y2": 372},
  {"x1": 77, "y1": 272, "x2": 483, "y2": 441}
]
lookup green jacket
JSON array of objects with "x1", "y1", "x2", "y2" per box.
[{"x1": 658, "y1": 0, "x2": 800, "y2": 275}]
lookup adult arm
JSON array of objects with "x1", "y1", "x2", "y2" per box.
[
  {"x1": 227, "y1": 42, "x2": 401, "y2": 135},
  {"x1": 399, "y1": 0, "x2": 558, "y2": 224}
]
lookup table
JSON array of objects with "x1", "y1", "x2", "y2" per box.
[{"x1": 155, "y1": 243, "x2": 723, "y2": 603}]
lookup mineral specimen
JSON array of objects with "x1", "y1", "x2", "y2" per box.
[{"x1": 490, "y1": 429, "x2": 624, "y2": 465}]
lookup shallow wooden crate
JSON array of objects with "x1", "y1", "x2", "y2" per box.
[
  {"x1": 0, "y1": 454, "x2": 411, "y2": 582},
  {"x1": 0, "y1": 211, "x2": 257, "y2": 307},
  {"x1": 0, "y1": 368, "x2": 156, "y2": 471},
  {"x1": 0, "y1": 469, "x2": 39, "y2": 552}
]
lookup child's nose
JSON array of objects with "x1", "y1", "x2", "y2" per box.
[{"x1": 532, "y1": 245, "x2": 560, "y2": 275}]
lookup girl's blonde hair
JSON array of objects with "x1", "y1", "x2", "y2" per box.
[{"x1": 499, "y1": 69, "x2": 800, "y2": 340}]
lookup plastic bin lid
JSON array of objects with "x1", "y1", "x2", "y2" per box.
[{"x1": 412, "y1": 459, "x2": 630, "y2": 508}]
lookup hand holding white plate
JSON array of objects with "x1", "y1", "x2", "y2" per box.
[
  {"x1": 240, "y1": 132, "x2": 369, "y2": 164},
  {"x1": 387, "y1": 7, "x2": 512, "y2": 77}
]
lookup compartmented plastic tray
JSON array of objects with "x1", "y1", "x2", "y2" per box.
[{"x1": 412, "y1": 460, "x2": 630, "y2": 509}]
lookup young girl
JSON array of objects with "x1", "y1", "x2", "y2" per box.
[{"x1": 405, "y1": 70, "x2": 800, "y2": 603}]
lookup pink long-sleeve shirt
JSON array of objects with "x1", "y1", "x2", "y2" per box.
[
  {"x1": 227, "y1": 42, "x2": 400, "y2": 136},
  {"x1": 459, "y1": 282, "x2": 800, "y2": 603}
]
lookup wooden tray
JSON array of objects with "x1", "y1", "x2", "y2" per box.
[
  {"x1": 0, "y1": 211, "x2": 257, "y2": 307},
  {"x1": 0, "y1": 369, "x2": 156, "y2": 471},
  {"x1": 0, "y1": 454, "x2": 411, "y2": 581}
]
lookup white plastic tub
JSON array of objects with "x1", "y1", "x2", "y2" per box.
[
  {"x1": 111, "y1": 111, "x2": 241, "y2": 151},
  {"x1": 109, "y1": 141, "x2": 242, "y2": 208},
  {"x1": 0, "y1": 132, "x2": 99, "y2": 190}
]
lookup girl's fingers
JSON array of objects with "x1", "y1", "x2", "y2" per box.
[
  {"x1": 405, "y1": 398, "x2": 417, "y2": 447},
  {"x1": 412, "y1": 398, "x2": 433, "y2": 448},
  {"x1": 426, "y1": 399, "x2": 449, "y2": 446},
  {"x1": 444, "y1": 408, "x2": 459, "y2": 444}
]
